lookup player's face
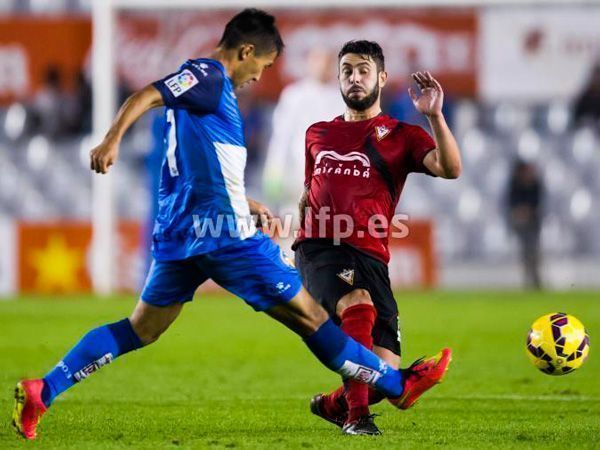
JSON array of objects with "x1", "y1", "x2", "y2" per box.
[
  {"x1": 338, "y1": 54, "x2": 386, "y2": 111},
  {"x1": 234, "y1": 47, "x2": 278, "y2": 89}
]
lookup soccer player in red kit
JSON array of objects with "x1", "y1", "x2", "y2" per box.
[{"x1": 293, "y1": 40, "x2": 462, "y2": 435}]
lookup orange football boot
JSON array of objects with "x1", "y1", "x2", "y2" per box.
[
  {"x1": 390, "y1": 348, "x2": 452, "y2": 410},
  {"x1": 12, "y1": 379, "x2": 48, "y2": 440}
]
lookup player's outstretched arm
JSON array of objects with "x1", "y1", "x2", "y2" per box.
[
  {"x1": 90, "y1": 85, "x2": 164, "y2": 174},
  {"x1": 408, "y1": 71, "x2": 462, "y2": 179}
]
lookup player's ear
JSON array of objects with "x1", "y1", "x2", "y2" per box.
[
  {"x1": 379, "y1": 70, "x2": 388, "y2": 88},
  {"x1": 239, "y1": 44, "x2": 255, "y2": 61}
]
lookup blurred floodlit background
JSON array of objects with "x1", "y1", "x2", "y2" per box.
[{"x1": 0, "y1": 0, "x2": 599, "y2": 296}]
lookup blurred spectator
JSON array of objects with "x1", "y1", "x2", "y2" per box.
[
  {"x1": 237, "y1": 87, "x2": 270, "y2": 195},
  {"x1": 573, "y1": 62, "x2": 600, "y2": 127},
  {"x1": 506, "y1": 160, "x2": 544, "y2": 289},
  {"x1": 67, "y1": 70, "x2": 92, "y2": 134},
  {"x1": 29, "y1": 65, "x2": 70, "y2": 139},
  {"x1": 262, "y1": 47, "x2": 344, "y2": 214}
]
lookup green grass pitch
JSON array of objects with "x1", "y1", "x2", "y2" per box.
[{"x1": 0, "y1": 291, "x2": 598, "y2": 449}]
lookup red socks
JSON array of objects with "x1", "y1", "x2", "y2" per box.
[
  {"x1": 321, "y1": 384, "x2": 346, "y2": 417},
  {"x1": 322, "y1": 303, "x2": 377, "y2": 422},
  {"x1": 322, "y1": 385, "x2": 386, "y2": 418},
  {"x1": 342, "y1": 304, "x2": 376, "y2": 422}
]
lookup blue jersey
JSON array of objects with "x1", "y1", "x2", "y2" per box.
[{"x1": 151, "y1": 58, "x2": 256, "y2": 261}]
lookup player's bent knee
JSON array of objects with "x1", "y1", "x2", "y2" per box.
[
  {"x1": 293, "y1": 307, "x2": 329, "y2": 337},
  {"x1": 304, "y1": 302, "x2": 330, "y2": 332},
  {"x1": 267, "y1": 288, "x2": 330, "y2": 337},
  {"x1": 129, "y1": 300, "x2": 182, "y2": 345},
  {"x1": 129, "y1": 317, "x2": 163, "y2": 345},
  {"x1": 337, "y1": 288, "x2": 373, "y2": 315},
  {"x1": 291, "y1": 293, "x2": 330, "y2": 336}
]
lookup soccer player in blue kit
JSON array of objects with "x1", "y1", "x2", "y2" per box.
[{"x1": 12, "y1": 9, "x2": 451, "y2": 440}]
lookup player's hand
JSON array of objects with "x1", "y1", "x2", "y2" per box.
[
  {"x1": 248, "y1": 198, "x2": 274, "y2": 229},
  {"x1": 90, "y1": 138, "x2": 119, "y2": 174},
  {"x1": 408, "y1": 71, "x2": 444, "y2": 118},
  {"x1": 256, "y1": 209, "x2": 274, "y2": 229}
]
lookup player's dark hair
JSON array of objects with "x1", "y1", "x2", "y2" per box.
[
  {"x1": 218, "y1": 8, "x2": 284, "y2": 56},
  {"x1": 338, "y1": 40, "x2": 385, "y2": 72}
]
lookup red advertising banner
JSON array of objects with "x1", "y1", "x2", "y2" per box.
[
  {"x1": 388, "y1": 220, "x2": 437, "y2": 289},
  {"x1": 17, "y1": 221, "x2": 143, "y2": 294},
  {"x1": 18, "y1": 222, "x2": 92, "y2": 294},
  {"x1": 14, "y1": 218, "x2": 436, "y2": 294},
  {"x1": 0, "y1": 10, "x2": 476, "y2": 105},
  {"x1": 116, "y1": 8, "x2": 477, "y2": 99},
  {"x1": 0, "y1": 17, "x2": 91, "y2": 104}
]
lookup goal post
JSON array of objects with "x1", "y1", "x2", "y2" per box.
[{"x1": 91, "y1": 0, "x2": 116, "y2": 295}]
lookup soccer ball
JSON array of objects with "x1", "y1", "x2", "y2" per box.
[{"x1": 526, "y1": 312, "x2": 590, "y2": 375}]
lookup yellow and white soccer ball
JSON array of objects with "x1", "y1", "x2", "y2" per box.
[{"x1": 526, "y1": 313, "x2": 590, "y2": 375}]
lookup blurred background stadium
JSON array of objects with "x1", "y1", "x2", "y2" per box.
[{"x1": 1, "y1": 0, "x2": 600, "y2": 298}]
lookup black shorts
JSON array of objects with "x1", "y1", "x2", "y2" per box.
[{"x1": 294, "y1": 239, "x2": 401, "y2": 355}]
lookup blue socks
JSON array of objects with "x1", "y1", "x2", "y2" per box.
[
  {"x1": 41, "y1": 319, "x2": 143, "y2": 407},
  {"x1": 40, "y1": 317, "x2": 400, "y2": 407},
  {"x1": 304, "y1": 319, "x2": 403, "y2": 398}
]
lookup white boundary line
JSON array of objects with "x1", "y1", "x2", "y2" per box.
[
  {"x1": 67, "y1": 393, "x2": 598, "y2": 402},
  {"x1": 438, "y1": 394, "x2": 600, "y2": 402}
]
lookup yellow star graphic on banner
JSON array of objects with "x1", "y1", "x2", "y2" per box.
[{"x1": 29, "y1": 234, "x2": 84, "y2": 293}]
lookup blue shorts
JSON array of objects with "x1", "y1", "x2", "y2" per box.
[{"x1": 140, "y1": 232, "x2": 302, "y2": 311}]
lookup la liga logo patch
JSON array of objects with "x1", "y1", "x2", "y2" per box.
[{"x1": 164, "y1": 69, "x2": 199, "y2": 98}]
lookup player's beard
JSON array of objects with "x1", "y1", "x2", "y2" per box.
[{"x1": 341, "y1": 84, "x2": 380, "y2": 111}]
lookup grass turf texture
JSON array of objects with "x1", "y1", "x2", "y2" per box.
[{"x1": 0, "y1": 291, "x2": 598, "y2": 449}]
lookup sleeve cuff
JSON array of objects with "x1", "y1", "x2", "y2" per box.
[
  {"x1": 417, "y1": 147, "x2": 437, "y2": 177},
  {"x1": 152, "y1": 80, "x2": 173, "y2": 108}
]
